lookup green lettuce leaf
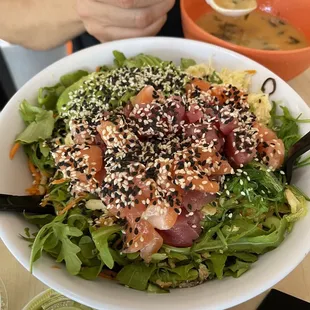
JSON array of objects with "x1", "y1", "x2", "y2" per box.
[
  {"x1": 180, "y1": 58, "x2": 197, "y2": 70},
  {"x1": 56, "y1": 73, "x2": 95, "y2": 115},
  {"x1": 19, "y1": 100, "x2": 43, "y2": 123},
  {"x1": 60, "y1": 70, "x2": 89, "y2": 87},
  {"x1": 16, "y1": 110, "x2": 55, "y2": 144},
  {"x1": 113, "y1": 51, "x2": 127, "y2": 67},
  {"x1": 112, "y1": 50, "x2": 168, "y2": 68},
  {"x1": 147, "y1": 283, "x2": 169, "y2": 294},
  {"x1": 38, "y1": 84, "x2": 65, "y2": 110}
]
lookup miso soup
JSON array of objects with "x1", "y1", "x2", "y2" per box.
[{"x1": 196, "y1": 11, "x2": 309, "y2": 50}]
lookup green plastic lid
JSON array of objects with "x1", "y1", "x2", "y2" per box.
[{"x1": 22, "y1": 289, "x2": 94, "y2": 310}]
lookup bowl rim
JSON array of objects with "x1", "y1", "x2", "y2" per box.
[
  {"x1": 180, "y1": 0, "x2": 310, "y2": 55},
  {"x1": 1, "y1": 36, "x2": 310, "y2": 310}
]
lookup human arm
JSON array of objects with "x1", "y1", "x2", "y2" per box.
[
  {"x1": 0, "y1": 0, "x2": 84, "y2": 51},
  {"x1": 0, "y1": 0, "x2": 175, "y2": 51}
]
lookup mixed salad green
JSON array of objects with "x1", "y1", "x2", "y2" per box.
[{"x1": 15, "y1": 51, "x2": 310, "y2": 293}]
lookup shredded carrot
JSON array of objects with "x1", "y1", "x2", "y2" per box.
[
  {"x1": 26, "y1": 186, "x2": 40, "y2": 195},
  {"x1": 245, "y1": 70, "x2": 257, "y2": 75},
  {"x1": 96, "y1": 66, "x2": 101, "y2": 72},
  {"x1": 26, "y1": 160, "x2": 42, "y2": 195},
  {"x1": 9, "y1": 142, "x2": 21, "y2": 160},
  {"x1": 51, "y1": 178, "x2": 68, "y2": 185},
  {"x1": 99, "y1": 270, "x2": 117, "y2": 280},
  {"x1": 59, "y1": 195, "x2": 86, "y2": 215},
  {"x1": 28, "y1": 161, "x2": 41, "y2": 182}
]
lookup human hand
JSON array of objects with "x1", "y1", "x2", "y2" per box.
[{"x1": 76, "y1": 0, "x2": 175, "y2": 42}]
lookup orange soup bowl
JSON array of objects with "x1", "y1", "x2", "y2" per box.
[{"x1": 181, "y1": 0, "x2": 310, "y2": 81}]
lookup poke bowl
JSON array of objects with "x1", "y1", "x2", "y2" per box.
[{"x1": 0, "y1": 37, "x2": 310, "y2": 310}]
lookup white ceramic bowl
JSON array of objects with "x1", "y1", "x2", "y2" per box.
[{"x1": 0, "y1": 37, "x2": 310, "y2": 310}]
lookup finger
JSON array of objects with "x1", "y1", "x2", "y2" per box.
[
  {"x1": 95, "y1": 0, "x2": 166, "y2": 9},
  {"x1": 81, "y1": 0, "x2": 174, "y2": 28},
  {"x1": 87, "y1": 15, "x2": 167, "y2": 43}
]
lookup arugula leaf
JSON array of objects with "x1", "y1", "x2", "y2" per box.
[
  {"x1": 150, "y1": 265, "x2": 199, "y2": 288},
  {"x1": 230, "y1": 252, "x2": 258, "y2": 263},
  {"x1": 192, "y1": 218, "x2": 287, "y2": 254},
  {"x1": 60, "y1": 70, "x2": 89, "y2": 87},
  {"x1": 269, "y1": 100, "x2": 277, "y2": 129},
  {"x1": 91, "y1": 225, "x2": 121, "y2": 269},
  {"x1": 67, "y1": 214, "x2": 89, "y2": 232},
  {"x1": 24, "y1": 213, "x2": 55, "y2": 228},
  {"x1": 208, "y1": 71, "x2": 223, "y2": 84},
  {"x1": 165, "y1": 252, "x2": 188, "y2": 261},
  {"x1": 151, "y1": 253, "x2": 168, "y2": 262},
  {"x1": 208, "y1": 254, "x2": 227, "y2": 279},
  {"x1": 162, "y1": 244, "x2": 191, "y2": 255},
  {"x1": 126, "y1": 252, "x2": 140, "y2": 260},
  {"x1": 79, "y1": 262, "x2": 104, "y2": 280},
  {"x1": 193, "y1": 223, "x2": 222, "y2": 247},
  {"x1": 16, "y1": 110, "x2": 55, "y2": 144},
  {"x1": 167, "y1": 264, "x2": 196, "y2": 279},
  {"x1": 24, "y1": 227, "x2": 31, "y2": 238},
  {"x1": 295, "y1": 155, "x2": 310, "y2": 169},
  {"x1": 54, "y1": 223, "x2": 83, "y2": 275},
  {"x1": 79, "y1": 236, "x2": 97, "y2": 259},
  {"x1": 30, "y1": 213, "x2": 83, "y2": 275},
  {"x1": 180, "y1": 58, "x2": 197, "y2": 70},
  {"x1": 24, "y1": 142, "x2": 55, "y2": 175},
  {"x1": 110, "y1": 248, "x2": 129, "y2": 266},
  {"x1": 45, "y1": 180, "x2": 71, "y2": 208},
  {"x1": 39, "y1": 141, "x2": 51, "y2": 157},
  {"x1": 225, "y1": 260, "x2": 250, "y2": 278},
  {"x1": 30, "y1": 216, "x2": 60, "y2": 271},
  {"x1": 117, "y1": 263, "x2": 156, "y2": 291}
]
